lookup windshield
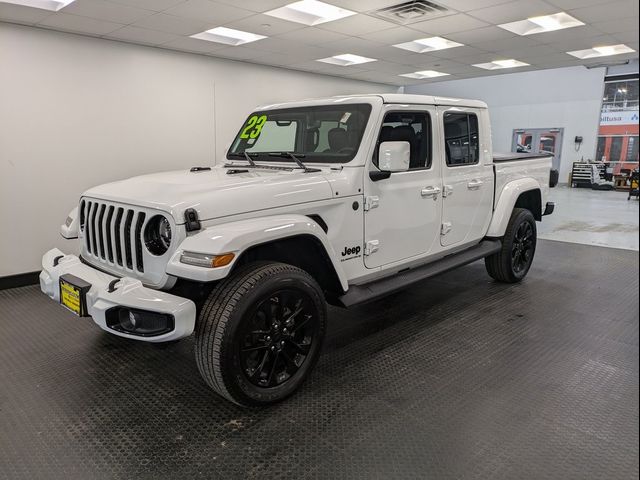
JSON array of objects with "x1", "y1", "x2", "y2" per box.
[{"x1": 227, "y1": 103, "x2": 372, "y2": 163}]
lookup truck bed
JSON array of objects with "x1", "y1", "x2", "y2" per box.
[{"x1": 492, "y1": 152, "x2": 553, "y2": 213}]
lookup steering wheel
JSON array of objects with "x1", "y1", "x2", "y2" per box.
[{"x1": 338, "y1": 147, "x2": 355, "y2": 155}]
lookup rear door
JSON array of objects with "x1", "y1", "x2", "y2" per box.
[
  {"x1": 439, "y1": 108, "x2": 494, "y2": 247},
  {"x1": 364, "y1": 105, "x2": 442, "y2": 268}
]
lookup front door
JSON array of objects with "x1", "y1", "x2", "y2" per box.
[
  {"x1": 440, "y1": 108, "x2": 495, "y2": 247},
  {"x1": 364, "y1": 105, "x2": 442, "y2": 269}
]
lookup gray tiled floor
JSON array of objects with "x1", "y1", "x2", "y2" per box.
[
  {"x1": 0, "y1": 240, "x2": 638, "y2": 479},
  {"x1": 539, "y1": 186, "x2": 639, "y2": 251}
]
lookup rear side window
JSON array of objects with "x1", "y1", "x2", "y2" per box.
[
  {"x1": 444, "y1": 113, "x2": 479, "y2": 166},
  {"x1": 374, "y1": 111, "x2": 432, "y2": 170}
]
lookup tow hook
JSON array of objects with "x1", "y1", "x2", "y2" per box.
[{"x1": 107, "y1": 279, "x2": 121, "y2": 293}]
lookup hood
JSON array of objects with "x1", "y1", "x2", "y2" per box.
[{"x1": 83, "y1": 166, "x2": 334, "y2": 223}]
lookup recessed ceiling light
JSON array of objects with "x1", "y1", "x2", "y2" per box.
[
  {"x1": 498, "y1": 12, "x2": 584, "y2": 36},
  {"x1": 400, "y1": 70, "x2": 450, "y2": 79},
  {"x1": 190, "y1": 27, "x2": 266, "y2": 46},
  {"x1": 473, "y1": 59, "x2": 529, "y2": 70},
  {"x1": 316, "y1": 54, "x2": 377, "y2": 66},
  {"x1": 0, "y1": 0, "x2": 75, "y2": 11},
  {"x1": 393, "y1": 36, "x2": 464, "y2": 53},
  {"x1": 265, "y1": 0, "x2": 356, "y2": 26},
  {"x1": 567, "y1": 44, "x2": 635, "y2": 59}
]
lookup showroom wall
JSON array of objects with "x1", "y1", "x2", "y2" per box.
[
  {"x1": 406, "y1": 66, "x2": 606, "y2": 183},
  {"x1": 0, "y1": 23, "x2": 394, "y2": 277}
]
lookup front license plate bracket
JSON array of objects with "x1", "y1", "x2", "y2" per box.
[{"x1": 59, "y1": 274, "x2": 92, "y2": 317}]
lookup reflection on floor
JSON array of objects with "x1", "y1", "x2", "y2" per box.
[{"x1": 539, "y1": 185, "x2": 639, "y2": 251}]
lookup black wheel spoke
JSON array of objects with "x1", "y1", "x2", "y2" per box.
[
  {"x1": 239, "y1": 287, "x2": 318, "y2": 389},
  {"x1": 266, "y1": 352, "x2": 280, "y2": 386},
  {"x1": 281, "y1": 350, "x2": 298, "y2": 371},
  {"x1": 286, "y1": 338, "x2": 311, "y2": 355},
  {"x1": 291, "y1": 314, "x2": 312, "y2": 334},
  {"x1": 250, "y1": 350, "x2": 270, "y2": 378},
  {"x1": 242, "y1": 345, "x2": 269, "y2": 353}
]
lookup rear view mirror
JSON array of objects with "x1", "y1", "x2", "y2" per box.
[{"x1": 378, "y1": 141, "x2": 410, "y2": 172}]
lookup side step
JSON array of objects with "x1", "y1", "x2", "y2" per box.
[{"x1": 338, "y1": 239, "x2": 502, "y2": 308}]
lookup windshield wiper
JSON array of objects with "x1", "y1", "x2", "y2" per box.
[
  {"x1": 267, "y1": 152, "x2": 321, "y2": 173},
  {"x1": 225, "y1": 152, "x2": 293, "y2": 171}
]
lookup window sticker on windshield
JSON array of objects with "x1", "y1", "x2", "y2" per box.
[
  {"x1": 339, "y1": 112, "x2": 352, "y2": 124},
  {"x1": 239, "y1": 114, "x2": 267, "y2": 139}
]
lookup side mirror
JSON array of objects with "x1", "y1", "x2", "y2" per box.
[{"x1": 379, "y1": 141, "x2": 410, "y2": 172}]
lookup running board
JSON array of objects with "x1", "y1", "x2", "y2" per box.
[{"x1": 338, "y1": 239, "x2": 502, "y2": 308}]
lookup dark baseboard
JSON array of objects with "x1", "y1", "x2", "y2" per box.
[{"x1": 0, "y1": 271, "x2": 40, "y2": 290}]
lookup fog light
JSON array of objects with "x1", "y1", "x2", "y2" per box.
[
  {"x1": 106, "y1": 308, "x2": 174, "y2": 337},
  {"x1": 180, "y1": 251, "x2": 235, "y2": 268}
]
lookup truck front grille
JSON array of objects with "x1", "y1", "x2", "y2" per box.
[{"x1": 80, "y1": 199, "x2": 146, "y2": 274}]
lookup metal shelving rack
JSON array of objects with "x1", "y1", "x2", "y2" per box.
[{"x1": 571, "y1": 162, "x2": 604, "y2": 188}]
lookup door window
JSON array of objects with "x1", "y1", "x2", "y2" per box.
[
  {"x1": 374, "y1": 111, "x2": 432, "y2": 170},
  {"x1": 444, "y1": 113, "x2": 479, "y2": 166}
]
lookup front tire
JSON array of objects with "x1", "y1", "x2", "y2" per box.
[
  {"x1": 195, "y1": 262, "x2": 327, "y2": 406},
  {"x1": 485, "y1": 208, "x2": 537, "y2": 283}
]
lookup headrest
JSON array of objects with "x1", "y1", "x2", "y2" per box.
[
  {"x1": 444, "y1": 122, "x2": 463, "y2": 139},
  {"x1": 380, "y1": 126, "x2": 394, "y2": 142},
  {"x1": 390, "y1": 125, "x2": 415, "y2": 142},
  {"x1": 328, "y1": 128, "x2": 348, "y2": 151}
]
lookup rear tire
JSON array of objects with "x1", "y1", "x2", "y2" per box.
[
  {"x1": 485, "y1": 208, "x2": 537, "y2": 283},
  {"x1": 195, "y1": 262, "x2": 326, "y2": 407}
]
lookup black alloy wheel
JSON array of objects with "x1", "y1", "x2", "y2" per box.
[
  {"x1": 239, "y1": 289, "x2": 318, "y2": 388},
  {"x1": 511, "y1": 220, "x2": 535, "y2": 274},
  {"x1": 195, "y1": 262, "x2": 327, "y2": 406},
  {"x1": 485, "y1": 207, "x2": 537, "y2": 283}
]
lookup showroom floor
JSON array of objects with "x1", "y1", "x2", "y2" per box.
[
  {"x1": 1, "y1": 240, "x2": 638, "y2": 479},
  {"x1": 539, "y1": 186, "x2": 639, "y2": 251}
]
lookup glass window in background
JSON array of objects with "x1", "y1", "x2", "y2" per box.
[{"x1": 598, "y1": 77, "x2": 639, "y2": 175}]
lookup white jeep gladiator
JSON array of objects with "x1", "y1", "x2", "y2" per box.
[{"x1": 41, "y1": 94, "x2": 556, "y2": 406}]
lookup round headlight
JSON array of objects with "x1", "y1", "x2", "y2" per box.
[{"x1": 144, "y1": 215, "x2": 172, "y2": 256}]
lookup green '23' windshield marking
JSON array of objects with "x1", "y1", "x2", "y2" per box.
[{"x1": 239, "y1": 114, "x2": 267, "y2": 139}]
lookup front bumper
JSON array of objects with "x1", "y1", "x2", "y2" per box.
[{"x1": 40, "y1": 248, "x2": 196, "y2": 342}]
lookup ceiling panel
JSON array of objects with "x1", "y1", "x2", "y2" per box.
[
  {"x1": 130, "y1": 12, "x2": 209, "y2": 35},
  {"x1": 104, "y1": 25, "x2": 180, "y2": 45},
  {"x1": 0, "y1": 0, "x2": 636, "y2": 86},
  {"x1": 468, "y1": 0, "x2": 558, "y2": 24},
  {"x1": 162, "y1": 0, "x2": 251, "y2": 24},
  {"x1": 408, "y1": 13, "x2": 489, "y2": 35},
  {"x1": 224, "y1": 13, "x2": 305, "y2": 36},
  {"x1": 38, "y1": 12, "x2": 124, "y2": 35},
  {"x1": 62, "y1": 0, "x2": 152, "y2": 24},
  {"x1": 0, "y1": 3, "x2": 52, "y2": 24},
  {"x1": 567, "y1": 0, "x2": 638, "y2": 23}
]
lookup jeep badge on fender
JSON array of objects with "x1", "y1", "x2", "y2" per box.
[{"x1": 342, "y1": 246, "x2": 361, "y2": 257}]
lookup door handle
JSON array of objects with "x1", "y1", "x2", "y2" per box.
[
  {"x1": 467, "y1": 179, "x2": 483, "y2": 189},
  {"x1": 421, "y1": 186, "x2": 441, "y2": 198}
]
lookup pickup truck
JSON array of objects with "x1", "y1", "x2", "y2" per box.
[{"x1": 40, "y1": 94, "x2": 555, "y2": 406}]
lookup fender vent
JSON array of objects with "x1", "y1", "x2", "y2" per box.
[{"x1": 370, "y1": 0, "x2": 450, "y2": 25}]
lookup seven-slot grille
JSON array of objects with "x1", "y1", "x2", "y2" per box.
[{"x1": 80, "y1": 199, "x2": 146, "y2": 273}]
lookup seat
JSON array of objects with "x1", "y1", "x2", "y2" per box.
[
  {"x1": 389, "y1": 125, "x2": 421, "y2": 168},
  {"x1": 324, "y1": 127, "x2": 349, "y2": 153},
  {"x1": 444, "y1": 123, "x2": 464, "y2": 165}
]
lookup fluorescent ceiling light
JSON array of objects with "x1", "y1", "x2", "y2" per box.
[
  {"x1": 265, "y1": 0, "x2": 356, "y2": 26},
  {"x1": 567, "y1": 44, "x2": 635, "y2": 59},
  {"x1": 473, "y1": 59, "x2": 529, "y2": 70},
  {"x1": 499, "y1": 12, "x2": 584, "y2": 36},
  {"x1": 190, "y1": 27, "x2": 266, "y2": 46},
  {"x1": 393, "y1": 36, "x2": 464, "y2": 53},
  {"x1": 316, "y1": 54, "x2": 377, "y2": 66},
  {"x1": 0, "y1": 0, "x2": 75, "y2": 11},
  {"x1": 400, "y1": 70, "x2": 450, "y2": 79}
]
